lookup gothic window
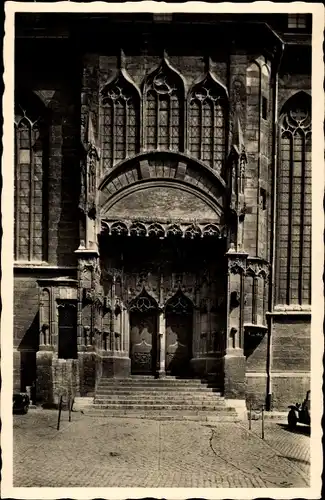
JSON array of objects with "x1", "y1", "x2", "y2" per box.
[
  {"x1": 14, "y1": 94, "x2": 48, "y2": 262},
  {"x1": 144, "y1": 59, "x2": 184, "y2": 151},
  {"x1": 101, "y1": 74, "x2": 140, "y2": 170},
  {"x1": 58, "y1": 302, "x2": 78, "y2": 359},
  {"x1": 276, "y1": 92, "x2": 311, "y2": 305},
  {"x1": 188, "y1": 76, "x2": 226, "y2": 173}
]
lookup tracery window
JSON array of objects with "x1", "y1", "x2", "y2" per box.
[
  {"x1": 14, "y1": 95, "x2": 48, "y2": 262},
  {"x1": 188, "y1": 76, "x2": 226, "y2": 173},
  {"x1": 276, "y1": 92, "x2": 311, "y2": 305},
  {"x1": 144, "y1": 59, "x2": 184, "y2": 151},
  {"x1": 101, "y1": 74, "x2": 140, "y2": 170}
]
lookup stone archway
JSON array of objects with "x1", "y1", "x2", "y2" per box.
[
  {"x1": 129, "y1": 289, "x2": 159, "y2": 375},
  {"x1": 165, "y1": 290, "x2": 194, "y2": 377}
]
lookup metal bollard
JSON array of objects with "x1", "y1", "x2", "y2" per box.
[
  {"x1": 249, "y1": 400, "x2": 252, "y2": 430},
  {"x1": 261, "y1": 404, "x2": 265, "y2": 439},
  {"x1": 57, "y1": 395, "x2": 63, "y2": 431}
]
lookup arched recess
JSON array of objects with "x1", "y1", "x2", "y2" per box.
[
  {"x1": 128, "y1": 289, "x2": 159, "y2": 375},
  {"x1": 165, "y1": 290, "x2": 194, "y2": 376},
  {"x1": 100, "y1": 56, "x2": 141, "y2": 172},
  {"x1": 14, "y1": 90, "x2": 49, "y2": 262},
  {"x1": 188, "y1": 66, "x2": 228, "y2": 175},
  {"x1": 276, "y1": 91, "x2": 311, "y2": 306},
  {"x1": 143, "y1": 52, "x2": 185, "y2": 152},
  {"x1": 98, "y1": 152, "x2": 227, "y2": 226}
]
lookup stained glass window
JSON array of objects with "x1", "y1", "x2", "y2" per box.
[
  {"x1": 188, "y1": 77, "x2": 226, "y2": 174},
  {"x1": 14, "y1": 99, "x2": 47, "y2": 262},
  {"x1": 276, "y1": 93, "x2": 311, "y2": 305},
  {"x1": 101, "y1": 75, "x2": 140, "y2": 170},
  {"x1": 144, "y1": 62, "x2": 184, "y2": 151}
]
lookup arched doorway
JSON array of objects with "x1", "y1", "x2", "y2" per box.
[
  {"x1": 129, "y1": 290, "x2": 158, "y2": 375},
  {"x1": 165, "y1": 290, "x2": 193, "y2": 377}
]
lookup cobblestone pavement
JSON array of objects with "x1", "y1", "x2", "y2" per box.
[{"x1": 13, "y1": 410, "x2": 310, "y2": 488}]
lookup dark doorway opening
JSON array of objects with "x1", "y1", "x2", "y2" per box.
[
  {"x1": 58, "y1": 301, "x2": 78, "y2": 360},
  {"x1": 129, "y1": 291, "x2": 158, "y2": 375},
  {"x1": 165, "y1": 290, "x2": 193, "y2": 377}
]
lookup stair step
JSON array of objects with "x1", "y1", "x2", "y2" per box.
[
  {"x1": 94, "y1": 399, "x2": 227, "y2": 406},
  {"x1": 96, "y1": 389, "x2": 222, "y2": 396},
  {"x1": 97, "y1": 378, "x2": 216, "y2": 385},
  {"x1": 96, "y1": 386, "x2": 221, "y2": 393},
  {"x1": 92, "y1": 403, "x2": 235, "y2": 411},
  {"x1": 82, "y1": 409, "x2": 240, "y2": 421}
]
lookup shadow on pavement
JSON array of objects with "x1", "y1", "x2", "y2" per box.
[{"x1": 277, "y1": 422, "x2": 310, "y2": 436}]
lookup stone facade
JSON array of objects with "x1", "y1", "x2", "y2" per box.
[{"x1": 13, "y1": 13, "x2": 311, "y2": 410}]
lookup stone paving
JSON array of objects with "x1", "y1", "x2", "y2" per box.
[{"x1": 13, "y1": 409, "x2": 310, "y2": 488}]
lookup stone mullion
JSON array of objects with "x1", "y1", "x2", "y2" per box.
[
  {"x1": 298, "y1": 133, "x2": 306, "y2": 305},
  {"x1": 111, "y1": 100, "x2": 116, "y2": 165},
  {"x1": 168, "y1": 94, "x2": 172, "y2": 150},
  {"x1": 199, "y1": 102, "x2": 203, "y2": 160},
  {"x1": 287, "y1": 133, "x2": 294, "y2": 304},
  {"x1": 125, "y1": 100, "x2": 129, "y2": 159},
  {"x1": 211, "y1": 101, "x2": 215, "y2": 169},
  {"x1": 29, "y1": 125, "x2": 34, "y2": 261},
  {"x1": 156, "y1": 93, "x2": 160, "y2": 149}
]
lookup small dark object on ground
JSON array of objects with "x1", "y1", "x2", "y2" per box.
[
  {"x1": 13, "y1": 392, "x2": 30, "y2": 414},
  {"x1": 287, "y1": 390, "x2": 311, "y2": 430}
]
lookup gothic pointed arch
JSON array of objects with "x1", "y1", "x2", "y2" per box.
[
  {"x1": 188, "y1": 62, "x2": 227, "y2": 174},
  {"x1": 276, "y1": 91, "x2": 311, "y2": 305},
  {"x1": 128, "y1": 287, "x2": 159, "y2": 312},
  {"x1": 143, "y1": 51, "x2": 185, "y2": 152},
  {"x1": 100, "y1": 53, "x2": 140, "y2": 171},
  {"x1": 14, "y1": 90, "x2": 49, "y2": 262},
  {"x1": 165, "y1": 289, "x2": 194, "y2": 314}
]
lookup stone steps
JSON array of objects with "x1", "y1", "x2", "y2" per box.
[
  {"x1": 91, "y1": 403, "x2": 235, "y2": 411},
  {"x1": 88, "y1": 377, "x2": 243, "y2": 421},
  {"x1": 82, "y1": 410, "x2": 241, "y2": 422},
  {"x1": 94, "y1": 398, "x2": 228, "y2": 407},
  {"x1": 95, "y1": 388, "x2": 222, "y2": 395}
]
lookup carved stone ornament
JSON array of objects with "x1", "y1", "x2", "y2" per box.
[
  {"x1": 83, "y1": 287, "x2": 96, "y2": 304},
  {"x1": 246, "y1": 260, "x2": 270, "y2": 278},
  {"x1": 84, "y1": 325, "x2": 91, "y2": 345},
  {"x1": 228, "y1": 257, "x2": 246, "y2": 274}
]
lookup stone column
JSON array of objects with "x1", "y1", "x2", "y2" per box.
[
  {"x1": 36, "y1": 282, "x2": 55, "y2": 404},
  {"x1": 223, "y1": 249, "x2": 248, "y2": 399},
  {"x1": 158, "y1": 310, "x2": 166, "y2": 378},
  {"x1": 74, "y1": 249, "x2": 99, "y2": 396}
]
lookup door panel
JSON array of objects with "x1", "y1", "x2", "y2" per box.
[
  {"x1": 130, "y1": 312, "x2": 157, "y2": 374},
  {"x1": 165, "y1": 312, "x2": 192, "y2": 376}
]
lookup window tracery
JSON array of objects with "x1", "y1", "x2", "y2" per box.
[
  {"x1": 14, "y1": 97, "x2": 48, "y2": 262},
  {"x1": 276, "y1": 93, "x2": 311, "y2": 305},
  {"x1": 101, "y1": 74, "x2": 140, "y2": 170},
  {"x1": 144, "y1": 57, "x2": 184, "y2": 151},
  {"x1": 188, "y1": 75, "x2": 226, "y2": 173}
]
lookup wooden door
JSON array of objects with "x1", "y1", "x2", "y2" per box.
[{"x1": 130, "y1": 311, "x2": 158, "y2": 375}]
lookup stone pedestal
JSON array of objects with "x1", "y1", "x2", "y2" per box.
[
  {"x1": 223, "y1": 348, "x2": 246, "y2": 399},
  {"x1": 36, "y1": 348, "x2": 54, "y2": 404},
  {"x1": 78, "y1": 350, "x2": 96, "y2": 396},
  {"x1": 100, "y1": 353, "x2": 131, "y2": 378},
  {"x1": 190, "y1": 356, "x2": 223, "y2": 379}
]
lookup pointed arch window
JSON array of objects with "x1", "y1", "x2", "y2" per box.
[
  {"x1": 144, "y1": 58, "x2": 184, "y2": 151},
  {"x1": 276, "y1": 93, "x2": 311, "y2": 305},
  {"x1": 14, "y1": 95, "x2": 48, "y2": 262},
  {"x1": 188, "y1": 75, "x2": 226, "y2": 173},
  {"x1": 101, "y1": 74, "x2": 140, "y2": 170}
]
